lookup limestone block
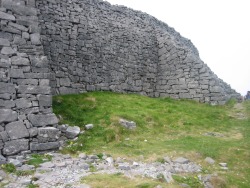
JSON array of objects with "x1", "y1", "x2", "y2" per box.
[
  {"x1": 0, "y1": 131, "x2": 9, "y2": 142},
  {"x1": 0, "y1": 99, "x2": 15, "y2": 108},
  {"x1": 1, "y1": 47, "x2": 15, "y2": 55},
  {"x1": 0, "y1": 11, "x2": 15, "y2": 21},
  {"x1": 0, "y1": 38, "x2": 10, "y2": 46},
  {"x1": 37, "y1": 127, "x2": 61, "y2": 142},
  {"x1": 10, "y1": 69, "x2": 25, "y2": 78},
  {"x1": 5, "y1": 121, "x2": 29, "y2": 140},
  {"x1": 3, "y1": 139, "x2": 29, "y2": 155},
  {"x1": 29, "y1": 127, "x2": 38, "y2": 137},
  {"x1": 17, "y1": 85, "x2": 51, "y2": 94},
  {"x1": 8, "y1": 5, "x2": 37, "y2": 16},
  {"x1": 11, "y1": 56, "x2": 30, "y2": 66},
  {"x1": 30, "y1": 33, "x2": 41, "y2": 45},
  {"x1": 15, "y1": 98, "x2": 32, "y2": 109},
  {"x1": 65, "y1": 126, "x2": 80, "y2": 139},
  {"x1": 0, "y1": 109, "x2": 18, "y2": 124},
  {"x1": 38, "y1": 95, "x2": 52, "y2": 107},
  {"x1": 30, "y1": 56, "x2": 48, "y2": 68},
  {"x1": 30, "y1": 142, "x2": 59, "y2": 151},
  {"x1": 28, "y1": 114, "x2": 58, "y2": 127}
]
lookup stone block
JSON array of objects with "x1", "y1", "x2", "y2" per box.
[
  {"x1": 37, "y1": 127, "x2": 61, "y2": 142},
  {"x1": 15, "y1": 98, "x2": 32, "y2": 109},
  {"x1": 0, "y1": 38, "x2": 10, "y2": 46},
  {"x1": 210, "y1": 86, "x2": 222, "y2": 93},
  {"x1": 1, "y1": 47, "x2": 15, "y2": 55},
  {"x1": 28, "y1": 114, "x2": 58, "y2": 127},
  {"x1": 29, "y1": 56, "x2": 48, "y2": 68},
  {"x1": 11, "y1": 56, "x2": 30, "y2": 66},
  {"x1": 0, "y1": 11, "x2": 15, "y2": 21},
  {"x1": 17, "y1": 85, "x2": 51, "y2": 94},
  {"x1": 9, "y1": 5, "x2": 37, "y2": 16},
  {"x1": 0, "y1": 131, "x2": 9, "y2": 142},
  {"x1": 0, "y1": 99, "x2": 15, "y2": 108},
  {"x1": 30, "y1": 33, "x2": 41, "y2": 45},
  {"x1": 65, "y1": 126, "x2": 80, "y2": 139},
  {"x1": 60, "y1": 78, "x2": 71, "y2": 87},
  {"x1": 28, "y1": 127, "x2": 38, "y2": 137},
  {"x1": 5, "y1": 121, "x2": 29, "y2": 140},
  {"x1": 30, "y1": 142, "x2": 59, "y2": 151},
  {"x1": 0, "y1": 109, "x2": 18, "y2": 124},
  {"x1": 3, "y1": 139, "x2": 29, "y2": 155},
  {"x1": 10, "y1": 69, "x2": 24, "y2": 78},
  {"x1": 38, "y1": 95, "x2": 52, "y2": 107}
]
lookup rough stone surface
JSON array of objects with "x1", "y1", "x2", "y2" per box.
[
  {"x1": 65, "y1": 126, "x2": 81, "y2": 139},
  {"x1": 0, "y1": 152, "x2": 205, "y2": 187},
  {"x1": 3, "y1": 139, "x2": 29, "y2": 155},
  {"x1": 28, "y1": 114, "x2": 58, "y2": 127},
  {"x1": 119, "y1": 119, "x2": 137, "y2": 129},
  {"x1": 0, "y1": 109, "x2": 18, "y2": 124},
  {"x1": 5, "y1": 121, "x2": 29, "y2": 140},
  {"x1": 30, "y1": 142, "x2": 59, "y2": 151},
  {"x1": 0, "y1": 0, "x2": 242, "y2": 156}
]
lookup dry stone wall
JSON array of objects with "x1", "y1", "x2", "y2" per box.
[
  {"x1": 0, "y1": 0, "x2": 241, "y2": 156},
  {"x1": 0, "y1": 0, "x2": 62, "y2": 157},
  {"x1": 36, "y1": 0, "x2": 240, "y2": 103}
]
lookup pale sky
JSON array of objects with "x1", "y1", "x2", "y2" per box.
[{"x1": 105, "y1": 0, "x2": 250, "y2": 95}]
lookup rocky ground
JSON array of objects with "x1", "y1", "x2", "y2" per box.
[{"x1": 0, "y1": 151, "x2": 221, "y2": 188}]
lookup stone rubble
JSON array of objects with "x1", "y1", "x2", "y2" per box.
[{"x1": 0, "y1": 152, "x2": 214, "y2": 188}]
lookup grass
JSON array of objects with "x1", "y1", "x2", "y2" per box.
[
  {"x1": 81, "y1": 173, "x2": 175, "y2": 188},
  {"x1": 27, "y1": 153, "x2": 52, "y2": 168},
  {"x1": 53, "y1": 91, "x2": 250, "y2": 188}
]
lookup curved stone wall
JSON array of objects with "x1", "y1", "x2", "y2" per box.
[
  {"x1": 36, "y1": 0, "x2": 240, "y2": 104},
  {"x1": 0, "y1": 0, "x2": 240, "y2": 156}
]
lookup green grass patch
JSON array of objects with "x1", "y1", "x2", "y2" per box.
[
  {"x1": 53, "y1": 92, "x2": 250, "y2": 187},
  {"x1": 81, "y1": 173, "x2": 175, "y2": 188},
  {"x1": 27, "y1": 153, "x2": 52, "y2": 168},
  {"x1": 1, "y1": 163, "x2": 16, "y2": 173}
]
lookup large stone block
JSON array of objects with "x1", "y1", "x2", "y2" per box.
[
  {"x1": 10, "y1": 69, "x2": 25, "y2": 78},
  {"x1": 5, "y1": 121, "x2": 29, "y2": 140},
  {"x1": 1, "y1": 47, "x2": 15, "y2": 55},
  {"x1": 38, "y1": 95, "x2": 52, "y2": 107},
  {"x1": 11, "y1": 56, "x2": 30, "y2": 66},
  {"x1": 30, "y1": 142, "x2": 59, "y2": 151},
  {"x1": 0, "y1": 99, "x2": 15, "y2": 109},
  {"x1": 30, "y1": 56, "x2": 48, "y2": 68},
  {"x1": 28, "y1": 114, "x2": 58, "y2": 127},
  {"x1": 0, "y1": 11, "x2": 15, "y2": 21},
  {"x1": 3, "y1": 139, "x2": 29, "y2": 155},
  {"x1": 0, "y1": 38, "x2": 10, "y2": 46},
  {"x1": 17, "y1": 85, "x2": 51, "y2": 94},
  {"x1": 5, "y1": 4, "x2": 37, "y2": 16},
  {"x1": 37, "y1": 127, "x2": 61, "y2": 142},
  {"x1": 15, "y1": 98, "x2": 32, "y2": 109},
  {"x1": 0, "y1": 109, "x2": 18, "y2": 124}
]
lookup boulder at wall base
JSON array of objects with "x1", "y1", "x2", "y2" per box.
[
  {"x1": 65, "y1": 126, "x2": 80, "y2": 139},
  {"x1": 30, "y1": 142, "x2": 59, "y2": 151},
  {"x1": 28, "y1": 114, "x2": 58, "y2": 127},
  {"x1": 3, "y1": 139, "x2": 29, "y2": 156}
]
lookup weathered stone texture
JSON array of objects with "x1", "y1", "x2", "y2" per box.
[{"x1": 0, "y1": 0, "x2": 241, "y2": 156}]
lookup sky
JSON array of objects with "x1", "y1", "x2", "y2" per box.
[{"x1": 105, "y1": 0, "x2": 250, "y2": 96}]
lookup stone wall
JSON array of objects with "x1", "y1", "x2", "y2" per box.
[
  {"x1": 36, "y1": 0, "x2": 240, "y2": 104},
  {"x1": 0, "y1": 0, "x2": 241, "y2": 156},
  {"x1": 0, "y1": 0, "x2": 60, "y2": 157}
]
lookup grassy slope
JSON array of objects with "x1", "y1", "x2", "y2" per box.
[{"x1": 53, "y1": 92, "x2": 250, "y2": 188}]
